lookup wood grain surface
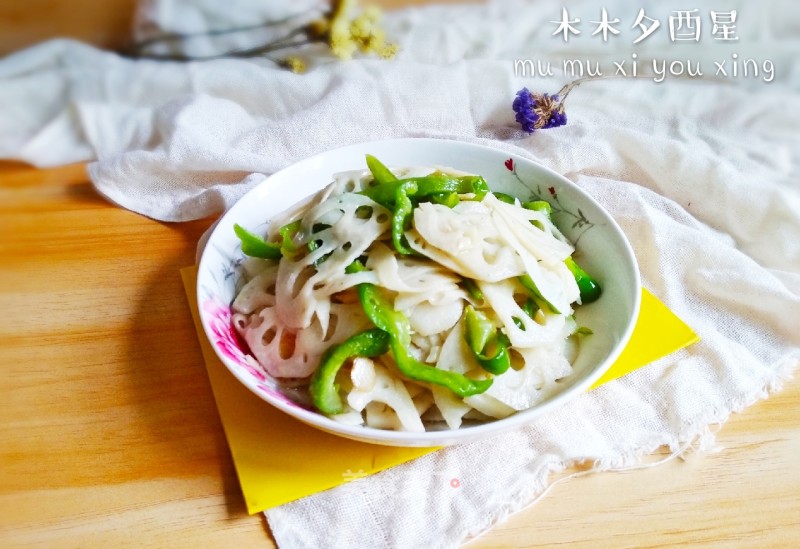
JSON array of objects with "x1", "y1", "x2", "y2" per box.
[{"x1": 1, "y1": 1, "x2": 799, "y2": 547}]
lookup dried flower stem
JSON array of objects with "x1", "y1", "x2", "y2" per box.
[
  {"x1": 125, "y1": 11, "x2": 317, "y2": 56},
  {"x1": 122, "y1": 26, "x2": 315, "y2": 62},
  {"x1": 556, "y1": 74, "x2": 646, "y2": 103}
]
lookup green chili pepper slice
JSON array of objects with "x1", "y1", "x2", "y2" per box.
[
  {"x1": 518, "y1": 274, "x2": 561, "y2": 314},
  {"x1": 429, "y1": 192, "x2": 460, "y2": 208},
  {"x1": 360, "y1": 173, "x2": 491, "y2": 254},
  {"x1": 354, "y1": 278, "x2": 492, "y2": 397},
  {"x1": 462, "y1": 278, "x2": 483, "y2": 301},
  {"x1": 360, "y1": 157, "x2": 491, "y2": 255},
  {"x1": 391, "y1": 181, "x2": 418, "y2": 255},
  {"x1": 278, "y1": 220, "x2": 303, "y2": 257},
  {"x1": 406, "y1": 174, "x2": 490, "y2": 201},
  {"x1": 345, "y1": 259, "x2": 367, "y2": 275},
  {"x1": 522, "y1": 200, "x2": 552, "y2": 218},
  {"x1": 358, "y1": 181, "x2": 402, "y2": 208},
  {"x1": 309, "y1": 328, "x2": 391, "y2": 415},
  {"x1": 564, "y1": 257, "x2": 602, "y2": 303},
  {"x1": 521, "y1": 200, "x2": 552, "y2": 230},
  {"x1": 366, "y1": 154, "x2": 398, "y2": 185},
  {"x1": 493, "y1": 192, "x2": 517, "y2": 204},
  {"x1": 360, "y1": 173, "x2": 490, "y2": 207},
  {"x1": 233, "y1": 223, "x2": 282, "y2": 259},
  {"x1": 521, "y1": 297, "x2": 539, "y2": 319},
  {"x1": 465, "y1": 305, "x2": 493, "y2": 351},
  {"x1": 514, "y1": 298, "x2": 539, "y2": 330},
  {"x1": 233, "y1": 220, "x2": 307, "y2": 260},
  {"x1": 361, "y1": 154, "x2": 399, "y2": 208},
  {"x1": 464, "y1": 306, "x2": 511, "y2": 375}
]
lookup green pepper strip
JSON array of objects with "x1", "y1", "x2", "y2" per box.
[
  {"x1": 233, "y1": 221, "x2": 305, "y2": 260},
  {"x1": 366, "y1": 154, "x2": 398, "y2": 185},
  {"x1": 564, "y1": 257, "x2": 602, "y2": 303},
  {"x1": 514, "y1": 298, "x2": 539, "y2": 330},
  {"x1": 233, "y1": 223, "x2": 282, "y2": 259},
  {"x1": 362, "y1": 173, "x2": 489, "y2": 255},
  {"x1": 278, "y1": 220, "x2": 303, "y2": 257},
  {"x1": 347, "y1": 261, "x2": 491, "y2": 397},
  {"x1": 360, "y1": 173, "x2": 490, "y2": 208},
  {"x1": 391, "y1": 181, "x2": 418, "y2": 255},
  {"x1": 518, "y1": 274, "x2": 561, "y2": 314},
  {"x1": 521, "y1": 200, "x2": 552, "y2": 230},
  {"x1": 522, "y1": 297, "x2": 539, "y2": 319},
  {"x1": 407, "y1": 174, "x2": 490, "y2": 201},
  {"x1": 462, "y1": 278, "x2": 483, "y2": 301},
  {"x1": 361, "y1": 157, "x2": 491, "y2": 255},
  {"x1": 429, "y1": 191, "x2": 460, "y2": 208},
  {"x1": 309, "y1": 328, "x2": 391, "y2": 415},
  {"x1": 522, "y1": 200, "x2": 552, "y2": 217},
  {"x1": 493, "y1": 192, "x2": 517, "y2": 204},
  {"x1": 464, "y1": 305, "x2": 511, "y2": 375}
]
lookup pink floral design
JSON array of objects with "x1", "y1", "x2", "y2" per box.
[
  {"x1": 203, "y1": 297, "x2": 256, "y2": 370},
  {"x1": 203, "y1": 296, "x2": 299, "y2": 407}
]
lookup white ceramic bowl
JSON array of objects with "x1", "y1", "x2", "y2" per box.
[{"x1": 197, "y1": 138, "x2": 640, "y2": 446}]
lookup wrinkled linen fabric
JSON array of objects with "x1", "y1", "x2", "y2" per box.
[{"x1": 1, "y1": 0, "x2": 798, "y2": 547}]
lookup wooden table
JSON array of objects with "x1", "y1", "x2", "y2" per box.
[
  {"x1": 1, "y1": 2, "x2": 799, "y2": 547},
  {"x1": 3, "y1": 150, "x2": 800, "y2": 549}
]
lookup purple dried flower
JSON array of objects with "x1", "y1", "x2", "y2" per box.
[
  {"x1": 512, "y1": 88, "x2": 538, "y2": 133},
  {"x1": 512, "y1": 88, "x2": 567, "y2": 134}
]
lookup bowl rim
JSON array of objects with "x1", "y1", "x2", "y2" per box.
[{"x1": 197, "y1": 137, "x2": 641, "y2": 446}]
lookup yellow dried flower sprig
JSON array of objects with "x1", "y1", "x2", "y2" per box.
[{"x1": 311, "y1": 0, "x2": 398, "y2": 60}]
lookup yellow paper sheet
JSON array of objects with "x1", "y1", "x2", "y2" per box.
[
  {"x1": 181, "y1": 268, "x2": 697, "y2": 514},
  {"x1": 591, "y1": 288, "x2": 699, "y2": 389}
]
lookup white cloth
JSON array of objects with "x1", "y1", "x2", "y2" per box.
[{"x1": 1, "y1": 0, "x2": 798, "y2": 547}]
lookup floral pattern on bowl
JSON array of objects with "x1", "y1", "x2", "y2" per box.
[{"x1": 198, "y1": 241, "x2": 305, "y2": 409}]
